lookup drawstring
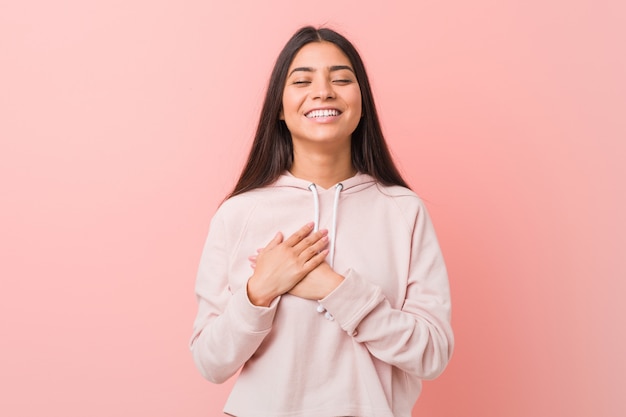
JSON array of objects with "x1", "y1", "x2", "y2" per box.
[
  {"x1": 307, "y1": 183, "x2": 343, "y2": 268},
  {"x1": 308, "y1": 183, "x2": 320, "y2": 233},
  {"x1": 308, "y1": 183, "x2": 343, "y2": 321},
  {"x1": 329, "y1": 183, "x2": 343, "y2": 268}
]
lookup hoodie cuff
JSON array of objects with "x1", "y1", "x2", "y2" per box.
[
  {"x1": 319, "y1": 269, "x2": 384, "y2": 336},
  {"x1": 228, "y1": 286, "x2": 280, "y2": 333}
]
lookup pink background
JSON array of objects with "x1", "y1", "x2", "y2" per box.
[{"x1": 2, "y1": 1, "x2": 625, "y2": 416}]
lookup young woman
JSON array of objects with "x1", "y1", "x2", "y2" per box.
[{"x1": 190, "y1": 26, "x2": 454, "y2": 417}]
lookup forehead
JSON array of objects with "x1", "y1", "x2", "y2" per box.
[{"x1": 288, "y1": 41, "x2": 353, "y2": 70}]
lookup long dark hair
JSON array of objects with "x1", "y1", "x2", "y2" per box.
[{"x1": 229, "y1": 26, "x2": 409, "y2": 198}]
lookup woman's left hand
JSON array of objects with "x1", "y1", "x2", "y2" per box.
[{"x1": 248, "y1": 254, "x2": 343, "y2": 300}]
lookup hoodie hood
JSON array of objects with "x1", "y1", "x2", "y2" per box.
[
  {"x1": 273, "y1": 171, "x2": 376, "y2": 268},
  {"x1": 272, "y1": 171, "x2": 377, "y2": 194}
]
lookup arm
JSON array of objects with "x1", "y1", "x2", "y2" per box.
[
  {"x1": 189, "y1": 214, "x2": 329, "y2": 383},
  {"x1": 189, "y1": 212, "x2": 277, "y2": 383},
  {"x1": 318, "y1": 201, "x2": 454, "y2": 380}
]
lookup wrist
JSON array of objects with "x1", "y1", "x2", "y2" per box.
[
  {"x1": 326, "y1": 271, "x2": 344, "y2": 295},
  {"x1": 246, "y1": 276, "x2": 277, "y2": 307}
]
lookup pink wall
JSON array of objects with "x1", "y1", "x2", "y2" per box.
[{"x1": 1, "y1": 1, "x2": 624, "y2": 416}]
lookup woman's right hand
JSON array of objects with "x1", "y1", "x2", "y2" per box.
[{"x1": 246, "y1": 222, "x2": 329, "y2": 307}]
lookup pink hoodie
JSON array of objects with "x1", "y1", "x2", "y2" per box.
[{"x1": 190, "y1": 172, "x2": 453, "y2": 417}]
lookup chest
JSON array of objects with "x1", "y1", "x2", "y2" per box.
[{"x1": 226, "y1": 194, "x2": 412, "y2": 308}]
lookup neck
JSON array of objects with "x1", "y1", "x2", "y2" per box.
[{"x1": 290, "y1": 144, "x2": 355, "y2": 189}]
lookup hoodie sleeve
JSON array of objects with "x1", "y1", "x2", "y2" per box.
[
  {"x1": 319, "y1": 199, "x2": 454, "y2": 380},
  {"x1": 189, "y1": 207, "x2": 279, "y2": 384}
]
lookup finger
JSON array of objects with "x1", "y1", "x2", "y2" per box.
[
  {"x1": 264, "y1": 232, "x2": 284, "y2": 250},
  {"x1": 299, "y1": 235, "x2": 329, "y2": 260},
  {"x1": 248, "y1": 255, "x2": 257, "y2": 270},
  {"x1": 283, "y1": 222, "x2": 315, "y2": 247},
  {"x1": 294, "y1": 229, "x2": 328, "y2": 253},
  {"x1": 303, "y1": 249, "x2": 329, "y2": 271}
]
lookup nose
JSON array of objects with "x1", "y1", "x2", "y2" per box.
[{"x1": 312, "y1": 77, "x2": 335, "y2": 100}]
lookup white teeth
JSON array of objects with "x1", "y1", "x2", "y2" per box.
[{"x1": 306, "y1": 109, "x2": 340, "y2": 118}]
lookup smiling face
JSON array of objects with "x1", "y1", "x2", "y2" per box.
[{"x1": 281, "y1": 41, "x2": 362, "y2": 151}]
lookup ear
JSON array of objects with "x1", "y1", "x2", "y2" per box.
[{"x1": 279, "y1": 108, "x2": 285, "y2": 120}]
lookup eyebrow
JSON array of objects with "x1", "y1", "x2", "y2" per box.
[{"x1": 288, "y1": 65, "x2": 355, "y2": 77}]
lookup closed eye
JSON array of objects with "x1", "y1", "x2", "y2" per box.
[{"x1": 333, "y1": 79, "x2": 353, "y2": 85}]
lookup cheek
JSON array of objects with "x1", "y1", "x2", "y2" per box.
[
  {"x1": 351, "y1": 88, "x2": 362, "y2": 109},
  {"x1": 281, "y1": 94, "x2": 301, "y2": 117},
  {"x1": 352, "y1": 92, "x2": 363, "y2": 117},
  {"x1": 280, "y1": 97, "x2": 297, "y2": 130}
]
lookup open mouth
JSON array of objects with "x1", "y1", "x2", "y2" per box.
[{"x1": 305, "y1": 109, "x2": 341, "y2": 118}]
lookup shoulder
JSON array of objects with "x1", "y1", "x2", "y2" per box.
[
  {"x1": 204, "y1": 191, "x2": 269, "y2": 248},
  {"x1": 374, "y1": 182, "x2": 418, "y2": 198},
  {"x1": 215, "y1": 183, "x2": 288, "y2": 222},
  {"x1": 371, "y1": 183, "x2": 429, "y2": 226},
  {"x1": 212, "y1": 190, "x2": 266, "y2": 225},
  {"x1": 374, "y1": 183, "x2": 424, "y2": 208}
]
